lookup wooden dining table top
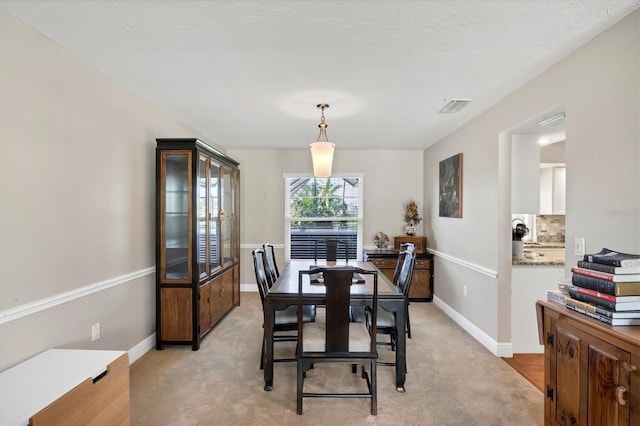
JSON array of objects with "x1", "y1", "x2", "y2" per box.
[{"x1": 266, "y1": 260, "x2": 403, "y2": 299}]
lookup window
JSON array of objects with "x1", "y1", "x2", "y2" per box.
[{"x1": 284, "y1": 174, "x2": 363, "y2": 261}]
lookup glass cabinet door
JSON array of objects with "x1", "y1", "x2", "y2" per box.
[
  {"x1": 221, "y1": 166, "x2": 232, "y2": 266},
  {"x1": 197, "y1": 155, "x2": 208, "y2": 278},
  {"x1": 161, "y1": 151, "x2": 192, "y2": 282},
  {"x1": 209, "y1": 160, "x2": 221, "y2": 272},
  {"x1": 232, "y1": 168, "x2": 240, "y2": 263}
]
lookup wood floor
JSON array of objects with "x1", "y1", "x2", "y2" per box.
[{"x1": 503, "y1": 354, "x2": 544, "y2": 392}]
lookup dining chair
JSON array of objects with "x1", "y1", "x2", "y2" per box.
[
  {"x1": 262, "y1": 242, "x2": 280, "y2": 288},
  {"x1": 252, "y1": 249, "x2": 314, "y2": 370},
  {"x1": 296, "y1": 266, "x2": 378, "y2": 415},
  {"x1": 366, "y1": 244, "x2": 416, "y2": 358},
  {"x1": 314, "y1": 238, "x2": 349, "y2": 263}
]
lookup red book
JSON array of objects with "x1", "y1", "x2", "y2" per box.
[
  {"x1": 571, "y1": 266, "x2": 640, "y2": 283},
  {"x1": 573, "y1": 285, "x2": 640, "y2": 303}
]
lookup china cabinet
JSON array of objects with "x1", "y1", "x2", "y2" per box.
[{"x1": 156, "y1": 138, "x2": 240, "y2": 350}]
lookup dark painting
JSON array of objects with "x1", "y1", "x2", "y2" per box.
[{"x1": 439, "y1": 153, "x2": 463, "y2": 218}]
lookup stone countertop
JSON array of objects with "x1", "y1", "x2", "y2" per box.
[
  {"x1": 512, "y1": 256, "x2": 565, "y2": 266},
  {"x1": 523, "y1": 242, "x2": 566, "y2": 249},
  {"x1": 514, "y1": 242, "x2": 565, "y2": 265}
]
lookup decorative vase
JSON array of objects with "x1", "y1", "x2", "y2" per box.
[{"x1": 405, "y1": 223, "x2": 416, "y2": 236}]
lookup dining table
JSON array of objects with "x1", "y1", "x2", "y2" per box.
[{"x1": 263, "y1": 259, "x2": 408, "y2": 392}]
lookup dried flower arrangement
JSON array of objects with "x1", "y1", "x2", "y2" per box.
[{"x1": 404, "y1": 200, "x2": 422, "y2": 225}]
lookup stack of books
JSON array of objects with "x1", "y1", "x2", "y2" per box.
[{"x1": 547, "y1": 248, "x2": 640, "y2": 326}]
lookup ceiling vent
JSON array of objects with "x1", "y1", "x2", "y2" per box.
[{"x1": 438, "y1": 99, "x2": 472, "y2": 113}]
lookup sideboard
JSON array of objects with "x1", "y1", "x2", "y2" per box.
[{"x1": 364, "y1": 249, "x2": 434, "y2": 301}]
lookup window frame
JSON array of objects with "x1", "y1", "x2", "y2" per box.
[{"x1": 284, "y1": 173, "x2": 364, "y2": 262}]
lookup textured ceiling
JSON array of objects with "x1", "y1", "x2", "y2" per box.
[{"x1": 1, "y1": 0, "x2": 638, "y2": 150}]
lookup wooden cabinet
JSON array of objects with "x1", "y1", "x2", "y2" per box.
[
  {"x1": 536, "y1": 300, "x2": 639, "y2": 426},
  {"x1": 0, "y1": 349, "x2": 129, "y2": 426},
  {"x1": 156, "y1": 138, "x2": 240, "y2": 350},
  {"x1": 364, "y1": 249, "x2": 434, "y2": 301}
]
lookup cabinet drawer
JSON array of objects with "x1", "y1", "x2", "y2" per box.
[
  {"x1": 370, "y1": 259, "x2": 396, "y2": 269},
  {"x1": 414, "y1": 259, "x2": 430, "y2": 270}
]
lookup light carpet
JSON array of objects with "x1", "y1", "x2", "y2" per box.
[{"x1": 130, "y1": 292, "x2": 543, "y2": 425}]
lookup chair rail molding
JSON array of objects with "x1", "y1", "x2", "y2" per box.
[
  {"x1": 0, "y1": 267, "x2": 155, "y2": 324},
  {"x1": 428, "y1": 248, "x2": 498, "y2": 278}
]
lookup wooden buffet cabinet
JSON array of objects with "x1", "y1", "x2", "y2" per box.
[
  {"x1": 536, "y1": 300, "x2": 639, "y2": 426},
  {"x1": 364, "y1": 248, "x2": 434, "y2": 301},
  {"x1": 156, "y1": 138, "x2": 240, "y2": 350}
]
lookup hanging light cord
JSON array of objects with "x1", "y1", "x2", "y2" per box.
[{"x1": 317, "y1": 103, "x2": 329, "y2": 142}]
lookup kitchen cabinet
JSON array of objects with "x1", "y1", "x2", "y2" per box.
[
  {"x1": 364, "y1": 249, "x2": 434, "y2": 301},
  {"x1": 511, "y1": 135, "x2": 540, "y2": 214},
  {"x1": 540, "y1": 166, "x2": 566, "y2": 214},
  {"x1": 156, "y1": 138, "x2": 240, "y2": 350},
  {"x1": 536, "y1": 300, "x2": 639, "y2": 426}
]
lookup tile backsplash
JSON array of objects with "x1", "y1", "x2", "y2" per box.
[{"x1": 536, "y1": 215, "x2": 565, "y2": 243}]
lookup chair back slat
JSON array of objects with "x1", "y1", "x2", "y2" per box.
[
  {"x1": 323, "y1": 269, "x2": 354, "y2": 352},
  {"x1": 252, "y1": 249, "x2": 269, "y2": 305},
  {"x1": 314, "y1": 239, "x2": 349, "y2": 263},
  {"x1": 262, "y1": 243, "x2": 280, "y2": 287}
]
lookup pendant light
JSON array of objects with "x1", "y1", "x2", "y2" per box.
[{"x1": 309, "y1": 103, "x2": 335, "y2": 178}]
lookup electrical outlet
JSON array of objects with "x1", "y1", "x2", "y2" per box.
[
  {"x1": 92, "y1": 323, "x2": 101, "y2": 341},
  {"x1": 574, "y1": 237, "x2": 585, "y2": 256},
  {"x1": 463, "y1": 285, "x2": 468, "y2": 297}
]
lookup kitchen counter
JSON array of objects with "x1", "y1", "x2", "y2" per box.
[{"x1": 513, "y1": 243, "x2": 565, "y2": 265}]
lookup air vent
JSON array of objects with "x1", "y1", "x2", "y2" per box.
[{"x1": 439, "y1": 99, "x2": 472, "y2": 113}]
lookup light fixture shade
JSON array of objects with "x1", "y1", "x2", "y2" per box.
[{"x1": 310, "y1": 141, "x2": 335, "y2": 178}]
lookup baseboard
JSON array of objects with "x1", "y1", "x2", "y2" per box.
[
  {"x1": 433, "y1": 295, "x2": 513, "y2": 357},
  {"x1": 241, "y1": 283, "x2": 259, "y2": 292},
  {"x1": 128, "y1": 333, "x2": 156, "y2": 365}
]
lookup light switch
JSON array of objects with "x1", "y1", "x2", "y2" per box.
[{"x1": 574, "y1": 237, "x2": 585, "y2": 256}]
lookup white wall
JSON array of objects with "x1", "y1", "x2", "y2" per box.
[
  {"x1": 424, "y1": 11, "x2": 639, "y2": 354},
  {"x1": 0, "y1": 11, "x2": 217, "y2": 370}
]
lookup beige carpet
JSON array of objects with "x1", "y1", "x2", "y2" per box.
[{"x1": 130, "y1": 292, "x2": 543, "y2": 425}]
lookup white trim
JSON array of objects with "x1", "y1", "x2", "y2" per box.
[
  {"x1": 433, "y1": 295, "x2": 512, "y2": 357},
  {"x1": 128, "y1": 333, "x2": 156, "y2": 364},
  {"x1": 241, "y1": 283, "x2": 259, "y2": 292},
  {"x1": 0, "y1": 267, "x2": 155, "y2": 325},
  {"x1": 428, "y1": 248, "x2": 498, "y2": 279}
]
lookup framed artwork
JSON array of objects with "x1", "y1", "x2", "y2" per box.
[{"x1": 439, "y1": 153, "x2": 463, "y2": 218}]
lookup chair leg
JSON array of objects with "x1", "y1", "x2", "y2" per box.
[
  {"x1": 259, "y1": 335, "x2": 266, "y2": 370},
  {"x1": 297, "y1": 359, "x2": 304, "y2": 415},
  {"x1": 371, "y1": 359, "x2": 377, "y2": 415},
  {"x1": 406, "y1": 306, "x2": 412, "y2": 339}
]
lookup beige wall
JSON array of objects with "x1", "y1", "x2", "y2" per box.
[
  {"x1": 424, "y1": 11, "x2": 639, "y2": 352},
  {"x1": 0, "y1": 11, "x2": 219, "y2": 370}
]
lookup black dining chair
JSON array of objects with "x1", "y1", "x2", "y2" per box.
[
  {"x1": 252, "y1": 249, "x2": 315, "y2": 370},
  {"x1": 366, "y1": 244, "x2": 416, "y2": 359},
  {"x1": 296, "y1": 266, "x2": 378, "y2": 415},
  {"x1": 262, "y1": 242, "x2": 280, "y2": 288},
  {"x1": 314, "y1": 238, "x2": 349, "y2": 263}
]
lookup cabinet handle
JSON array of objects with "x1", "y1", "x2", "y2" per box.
[
  {"x1": 219, "y1": 285, "x2": 225, "y2": 297},
  {"x1": 615, "y1": 386, "x2": 628, "y2": 406},
  {"x1": 218, "y1": 209, "x2": 226, "y2": 224},
  {"x1": 622, "y1": 361, "x2": 637, "y2": 373}
]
